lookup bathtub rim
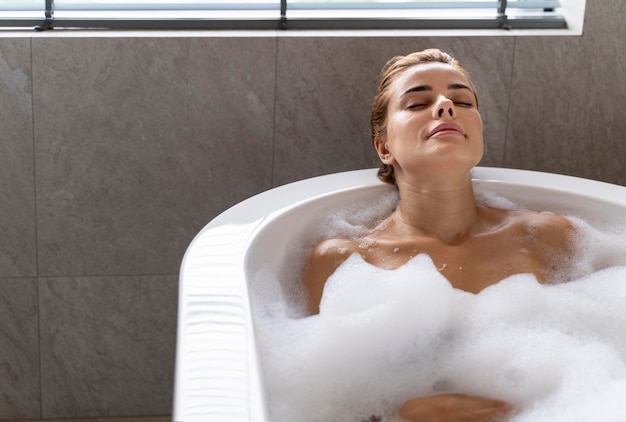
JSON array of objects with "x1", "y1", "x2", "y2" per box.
[{"x1": 200, "y1": 166, "x2": 626, "y2": 232}]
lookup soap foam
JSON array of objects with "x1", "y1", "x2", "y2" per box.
[{"x1": 251, "y1": 188, "x2": 626, "y2": 422}]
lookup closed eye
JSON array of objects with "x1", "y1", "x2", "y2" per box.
[{"x1": 454, "y1": 101, "x2": 473, "y2": 107}]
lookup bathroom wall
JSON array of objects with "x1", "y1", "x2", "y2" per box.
[{"x1": 0, "y1": 0, "x2": 623, "y2": 419}]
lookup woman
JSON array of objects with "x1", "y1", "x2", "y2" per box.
[{"x1": 304, "y1": 49, "x2": 575, "y2": 422}]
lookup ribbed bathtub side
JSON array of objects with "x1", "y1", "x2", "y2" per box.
[{"x1": 173, "y1": 222, "x2": 267, "y2": 422}]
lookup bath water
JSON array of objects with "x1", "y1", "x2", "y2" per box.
[{"x1": 251, "y1": 187, "x2": 626, "y2": 422}]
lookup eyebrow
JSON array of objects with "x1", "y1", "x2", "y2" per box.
[{"x1": 400, "y1": 83, "x2": 473, "y2": 97}]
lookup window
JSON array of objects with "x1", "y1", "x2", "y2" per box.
[{"x1": 0, "y1": 0, "x2": 570, "y2": 31}]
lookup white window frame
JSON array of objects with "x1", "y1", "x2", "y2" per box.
[{"x1": 0, "y1": 0, "x2": 585, "y2": 34}]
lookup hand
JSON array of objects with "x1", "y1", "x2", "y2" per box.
[{"x1": 399, "y1": 393, "x2": 510, "y2": 422}]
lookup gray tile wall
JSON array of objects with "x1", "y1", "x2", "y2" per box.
[
  {"x1": 504, "y1": 0, "x2": 626, "y2": 182},
  {"x1": 0, "y1": 1, "x2": 623, "y2": 419}
]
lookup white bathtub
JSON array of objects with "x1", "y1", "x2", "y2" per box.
[{"x1": 172, "y1": 167, "x2": 626, "y2": 422}]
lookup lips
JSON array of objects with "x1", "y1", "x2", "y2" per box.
[{"x1": 429, "y1": 123, "x2": 465, "y2": 138}]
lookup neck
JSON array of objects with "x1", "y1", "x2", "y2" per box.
[{"x1": 392, "y1": 174, "x2": 479, "y2": 244}]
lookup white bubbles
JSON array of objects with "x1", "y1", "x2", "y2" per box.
[
  {"x1": 569, "y1": 216, "x2": 626, "y2": 272},
  {"x1": 319, "y1": 255, "x2": 456, "y2": 363},
  {"x1": 253, "y1": 259, "x2": 626, "y2": 422},
  {"x1": 316, "y1": 189, "x2": 399, "y2": 243},
  {"x1": 250, "y1": 188, "x2": 626, "y2": 422},
  {"x1": 474, "y1": 184, "x2": 522, "y2": 210}
]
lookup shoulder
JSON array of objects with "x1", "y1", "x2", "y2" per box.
[
  {"x1": 485, "y1": 205, "x2": 574, "y2": 231},
  {"x1": 481, "y1": 205, "x2": 576, "y2": 247},
  {"x1": 532, "y1": 211, "x2": 577, "y2": 248},
  {"x1": 305, "y1": 238, "x2": 360, "y2": 314},
  {"x1": 519, "y1": 210, "x2": 575, "y2": 234},
  {"x1": 312, "y1": 237, "x2": 360, "y2": 253},
  {"x1": 308, "y1": 238, "x2": 360, "y2": 267},
  {"x1": 504, "y1": 208, "x2": 577, "y2": 250}
]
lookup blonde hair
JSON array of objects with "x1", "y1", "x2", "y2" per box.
[{"x1": 370, "y1": 49, "x2": 478, "y2": 185}]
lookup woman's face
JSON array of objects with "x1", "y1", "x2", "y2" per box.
[{"x1": 376, "y1": 62, "x2": 484, "y2": 181}]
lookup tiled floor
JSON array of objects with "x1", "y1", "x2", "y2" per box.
[{"x1": 6, "y1": 417, "x2": 170, "y2": 422}]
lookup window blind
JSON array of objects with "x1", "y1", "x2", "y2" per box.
[{"x1": 0, "y1": 0, "x2": 565, "y2": 31}]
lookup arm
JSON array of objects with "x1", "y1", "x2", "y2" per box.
[
  {"x1": 304, "y1": 239, "x2": 357, "y2": 315},
  {"x1": 399, "y1": 393, "x2": 510, "y2": 422}
]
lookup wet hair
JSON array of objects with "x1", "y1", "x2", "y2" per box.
[{"x1": 370, "y1": 48, "x2": 478, "y2": 185}]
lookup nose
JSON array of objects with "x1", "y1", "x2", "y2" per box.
[{"x1": 433, "y1": 97, "x2": 455, "y2": 119}]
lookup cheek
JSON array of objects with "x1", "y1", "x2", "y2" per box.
[
  {"x1": 384, "y1": 118, "x2": 401, "y2": 141},
  {"x1": 386, "y1": 113, "x2": 423, "y2": 139},
  {"x1": 466, "y1": 113, "x2": 483, "y2": 137},
  {"x1": 475, "y1": 111, "x2": 483, "y2": 130},
  {"x1": 474, "y1": 116, "x2": 485, "y2": 157}
]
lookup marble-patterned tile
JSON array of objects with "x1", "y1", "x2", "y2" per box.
[
  {"x1": 0, "y1": 38, "x2": 37, "y2": 277},
  {"x1": 273, "y1": 36, "x2": 513, "y2": 185},
  {"x1": 0, "y1": 278, "x2": 40, "y2": 419},
  {"x1": 505, "y1": 1, "x2": 626, "y2": 186},
  {"x1": 39, "y1": 275, "x2": 178, "y2": 418},
  {"x1": 5, "y1": 418, "x2": 169, "y2": 422},
  {"x1": 273, "y1": 37, "x2": 382, "y2": 186},
  {"x1": 32, "y1": 37, "x2": 276, "y2": 277}
]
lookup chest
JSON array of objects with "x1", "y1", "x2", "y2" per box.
[{"x1": 364, "y1": 233, "x2": 544, "y2": 293}]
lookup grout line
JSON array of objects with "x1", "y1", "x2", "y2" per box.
[
  {"x1": 501, "y1": 36, "x2": 517, "y2": 168},
  {"x1": 28, "y1": 36, "x2": 45, "y2": 420},
  {"x1": 270, "y1": 36, "x2": 279, "y2": 188},
  {"x1": 0, "y1": 275, "x2": 40, "y2": 281},
  {"x1": 0, "y1": 273, "x2": 178, "y2": 284},
  {"x1": 29, "y1": 34, "x2": 38, "y2": 279},
  {"x1": 34, "y1": 272, "x2": 179, "y2": 281},
  {"x1": 3, "y1": 417, "x2": 172, "y2": 422}
]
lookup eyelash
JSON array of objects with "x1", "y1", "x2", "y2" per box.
[{"x1": 407, "y1": 101, "x2": 473, "y2": 110}]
